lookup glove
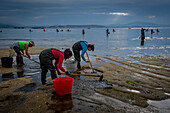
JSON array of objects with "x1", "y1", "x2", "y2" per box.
[
  {"x1": 86, "y1": 60, "x2": 90, "y2": 63},
  {"x1": 66, "y1": 71, "x2": 71, "y2": 75},
  {"x1": 57, "y1": 70, "x2": 61, "y2": 75}
]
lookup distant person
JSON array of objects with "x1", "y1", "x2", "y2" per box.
[
  {"x1": 106, "y1": 29, "x2": 110, "y2": 34},
  {"x1": 82, "y1": 29, "x2": 85, "y2": 35},
  {"x1": 156, "y1": 28, "x2": 160, "y2": 33},
  {"x1": 106, "y1": 29, "x2": 110, "y2": 37},
  {"x1": 141, "y1": 28, "x2": 146, "y2": 46},
  {"x1": 141, "y1": 28, "x2": 146, "y2": 40},
  {"x1": 67, "y1": 29, "x2": 71, "y2": 32},
  {"x1": 72, "y1": 41, "x2": 94, "y2": 70},
  {"x1": 56, "y1": 29, "x2": 59, "y2": 32},
  {"x1": 29, "y1": 29, "x2": 33, "y2": 32},
  {"x1": 151, "y1": 29, "x2": 154, "y2": 34},
  {"x1": 10, "y1": 41, "x2": 35, "y2": 65},
  {"x1": 113, "y1": 29, "x2": 115, "y2": 32},
  {"x1": 39, "y1": 48, "x2": 72, "y2": 85}
]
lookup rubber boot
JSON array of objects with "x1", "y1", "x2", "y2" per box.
[
  {"x1": 77, "y1": 62, "x2": 81, "y2": 70},
  {"x1": 16, "y1": 56, "x2": 24, "y2": 66}
]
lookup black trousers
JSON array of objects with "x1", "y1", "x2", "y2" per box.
[
  {"x1": 72, "y1": 47, "x2": 81, "y2": 69},
  {"x1": 39, "y1": 52, "x2": 57, "y2": 84},
  {"x1": 13, "y1": 46, "x2": 22, "y2": 57}
]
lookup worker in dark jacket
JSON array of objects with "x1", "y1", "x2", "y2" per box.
[
  {"x1": 39, "y1": 48, "x2": 72, "y2": 85},
  {"x1": 72, "y1": 41, "x2": 94, "y2": 69},
  {"x1": 10, "y1": 41, "x2": 35, "y2": 65},
  {"x1": 141, "y1": 28, "x2": 146, "y2": 41}
]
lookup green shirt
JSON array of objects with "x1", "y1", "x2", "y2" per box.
[{"x1": 20, "y1": 41, "x2": 28, "y2": 50}]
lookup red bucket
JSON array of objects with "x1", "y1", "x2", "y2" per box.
[{"x1": 53, "y1": 76, "x2": 73, "y2": 95}]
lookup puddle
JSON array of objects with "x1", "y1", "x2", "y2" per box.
[
  {"x1": 164, "y1": 93, "x2": 170, "y2": 96},
  {"x1": 111, "y1": 83, "x2": 141, "y2": 94},
  {"x1": 89, "y1": 93, "x2": 126, "y2": 106},
  {"x1": 26, "y1": 71, "x2": 40, "y2": 76},
  {"x1": 48, "y1": 94, "x2": 74, "y2": 112},
  {"x1": 126, "y1": 89, "x2": 140, "y2": 93},
  {"x1": 92, "y1": 62, "x2": 106, "y2": 67},
  {"x1": 141, "y1": 70, "x2": 170, "y2": 80},
  {"x1": 100, "y1": 57, "x2": 134, "y2": 69},
  {"x1": 13, "y1": 83, "x2": 37, "y2": 93},
  {"x1": 0, "y1": 71, "x2": 25, "y2": 81},
  {"x1": 147, "y1": 99, "x2": 170, "y2": 113},
  {"x1": 82, "y1": 68, "x2": 101, "y2": 73}
]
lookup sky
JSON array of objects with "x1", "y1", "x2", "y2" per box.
[{"x1": 0, "y1": 0, "x2": 170, "y2": 26}]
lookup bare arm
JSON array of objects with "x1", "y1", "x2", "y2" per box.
[
  {"x1": 21, "y1": 50, "x2": 24, "y2": 55},
  {"x1": 25, "y1": 43, "x2": 31, "y2": 59}
]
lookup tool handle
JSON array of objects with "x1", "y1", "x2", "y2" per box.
[
  {"x1": 86, "y1": 52, "x2": 94, "y2": 72},
  {"x1": 71, "y1": 73, "x2": 102, "y2": 77},
  {"x1": 22, "y1": 54, "x2": 40, "y2": 64}
]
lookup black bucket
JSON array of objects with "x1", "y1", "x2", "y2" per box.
[{"x1": 1, "y1": 57, "x2": 13, "y2": 68}]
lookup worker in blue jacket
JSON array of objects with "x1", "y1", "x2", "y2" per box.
[{"x1": 72, "y1": 41, "x2": 94, "y2": 69}]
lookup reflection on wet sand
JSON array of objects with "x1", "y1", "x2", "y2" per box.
[{"x1": 49, "y1": 94, "x2": 73, "y2": 112}]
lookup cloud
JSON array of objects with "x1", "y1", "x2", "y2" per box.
[
  {"x1": 34, "y1": 16, "x2": 44, "y2": 19},
  {"x1": 109, "y1": 12, "x2": 129, "y2": 16},
  {"x1": 149, "y1": 16, "x2": 155, "y2": 18},
  {"x1": 93, "y1": 12, "x2": 129, "y2": 16}
]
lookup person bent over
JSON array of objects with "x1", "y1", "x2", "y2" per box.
[
  {"x1": 72, "y1": 41, "x2": 94, "y2": 70},
  {"x1": 10, "y1": 41, "x2": 35, "y2": 65},
  {"x1": 39, "y1": 48, "x2": 72, "y2": 85}
]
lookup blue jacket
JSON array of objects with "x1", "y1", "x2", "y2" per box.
[{"x1": 80, "y1": 41, "x2": 88, "y2": 61}]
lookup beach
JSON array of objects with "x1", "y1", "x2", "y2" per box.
[
  {"x1": 0, "y1": 47, "x2": 170, "y2": 112},
  {"x1": 0, "y1": 28, "x2": 170, "y2": 112}
]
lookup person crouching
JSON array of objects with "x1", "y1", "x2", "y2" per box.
[
  {"x1": 72, "y1": 41, "x2": 94, "y2": 70},
  {"x1": 10, "y1": 41, "x2": 35, "y2": 65},
  {"x1": 39, "y1": 48, "x2": 72, "y2": 85}
]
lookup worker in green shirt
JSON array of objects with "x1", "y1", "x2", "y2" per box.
[{"x1": 10, "y1": 41, "x2": 35, "y2": 65}]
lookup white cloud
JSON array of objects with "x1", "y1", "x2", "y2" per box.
[
  {"x1": 149, "y1": 16, "x2": 155, "y2": 18},
  {"x1": 109, "y1": 12, "x2": 129, "y2": 16},
  {"x1": 93, "y1": 12, "x2": 129, "y2": 16}
]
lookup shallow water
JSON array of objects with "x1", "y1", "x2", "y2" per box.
[{"x1": 0, "y1": 27, "x2": 170, "y2": 58}]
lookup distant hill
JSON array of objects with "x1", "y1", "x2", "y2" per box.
[
  {"x1": 0, "y1": 22, "x2": 170, "y2": 28},
  {"x1": 0, "y1": 23, "x2": 105, "y2": 28},
  {"x1": 108, "y1": 21, "x2": 170, "y2": 27},
  {"x1": 49, "y1": 25, "x2": 105, "y2": 28},
  {"x1": 0, "y1": 23, "x2": 16, "y2": 28}
]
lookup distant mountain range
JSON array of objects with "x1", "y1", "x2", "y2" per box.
[
  {"x1": 107, "y1": 21, "x2": 170, "y2": 27},
  {"x1": 0, "y1": 22, "x2": 170, "y2": 28}
]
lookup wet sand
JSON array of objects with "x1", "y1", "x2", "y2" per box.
[{"x1": 0, "y1": 48, "x2": 170, "y2": 113}]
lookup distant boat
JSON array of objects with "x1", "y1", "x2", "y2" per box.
[
  {"x1": 0, "y1": 30, "x2": 2, "y2": 32},
  {"x1": 128, "y1": 27, "x2": 131, "y2": 29}
]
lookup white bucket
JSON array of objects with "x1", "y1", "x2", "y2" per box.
[{"x1": 65, "y1": 59, "x2": 77, "y2": 73}]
